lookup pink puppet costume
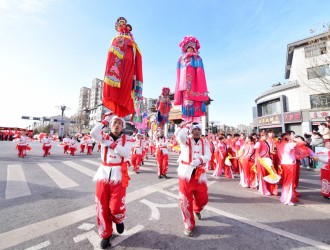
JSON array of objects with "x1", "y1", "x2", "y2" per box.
[
  {"x1": 103, "y1": 17, "x2": 143, "y2": 118},
  {"x1": 156, "y1": 87, "x2": 172, "y2": 125},
  {"x1": 174, "y1": 36, "x2": 209, "y2": 122}
]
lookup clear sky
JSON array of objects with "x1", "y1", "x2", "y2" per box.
[{"x1": 1, "y1": 0, "x2": 330, "y2": 129}]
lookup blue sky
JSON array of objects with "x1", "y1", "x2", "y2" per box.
[{"x1": 1, "y1": 0, "x2": 330, "y2": 129}]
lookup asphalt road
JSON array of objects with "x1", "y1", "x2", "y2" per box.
[{"x1": 0, "y1": 140, "x2": 329, "y2": 250}]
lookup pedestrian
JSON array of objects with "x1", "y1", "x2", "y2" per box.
[
  {"x1": 154, "y1": 128, "x2": 169, "y2": 179},
  {"x1": 174, "y1": 121, "x2": 211, "y2": 237},
  {"x1": 91, "y1": 112, "x2": 132, "y2": 249},
  {"x1": 319, "y1": 123, "x2": 330, "y2": 143}
]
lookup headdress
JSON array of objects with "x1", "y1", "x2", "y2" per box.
[
  {"x1": 179, "y1": 36, "x2": 201, "y2": 53},
  {"x1": 115, "y1": 17, "x2": 127, "y2": 30},
  {"x1": 161, "y1": 87, "x2": 170, "y2": 96},
  {"x1": 111, "y1": 115, "x2": 126, "y2": 129}
]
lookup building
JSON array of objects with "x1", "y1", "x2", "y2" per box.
[
  {"x1": 253, "y1": 29, "x2": 330, "y2": 135},
  {"x1": 78, "y1": 87, "x2": 91, "y2": 111}
]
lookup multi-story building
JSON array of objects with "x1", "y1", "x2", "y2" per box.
[
  {"x1": 253, "y1": 29, "x2": 330, "y2": 135},
  {"x1": 78, "y1": 87, "x2": 91, "y2": 111}
]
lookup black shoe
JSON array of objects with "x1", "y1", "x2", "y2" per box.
[
  {"x1": 100, "y1": 236, "x2": 111, "y2": 249},
  {"x1": 158, "y1": 175, "x2": 162, "y2": 179},
  {"x1": 116, "y1": 222, "x2": 124, "y2": 234},
  {"x1": 163, "y1": 174, "x2": 168, "y2": 179},
  {"x1": 142, "y1": 161, "x2": 144, "y2": 165}
]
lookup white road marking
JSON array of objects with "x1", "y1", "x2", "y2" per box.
[
  {"x1": 0, "y1": 178, "x2": 177, "y2": 249},
  {"x1": 63, "y1": 161, "x2": 96, "y2": 177},
  {"x1": 299, "y1": 178, "x2": 320, "y2": 185},
  {"x1": 140, "y1": 199, "x2": 178, "y2": 220},
  {"x1": 24, "y1": 241, "x2": 50, "y2": 250},
  {"x1": 73, "y1": 230, "x2": 100, "y2": 249},
  {"x1": 111, "y1": 225, "x2": 144, "y2": 247},
  {"x1": 5, "y1": 165, "x2": 31, "y2": 199},
  {"x1": 78, "y1": 223, "x2": 95, "y2": 231},
  {"x1": 38, "y1": 163, "x2": 78, "y2": 189},
  {"x1": 157, "y1": 189, "x2": 330, "y2": 250}
]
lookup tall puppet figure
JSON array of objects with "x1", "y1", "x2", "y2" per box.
[
  {"x1": 156, "y1": 87, "x2": 172, "y2": 126},
  {"x1": 174, "y1": 36, "x2": 209, "y2": 122},
  {"x1": 103, "y1": 17, "x2": 143, "y2": 117}
]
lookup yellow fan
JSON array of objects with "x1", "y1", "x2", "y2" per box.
[{"x1": 259, "y1": 157, "x2": 281, "y2": 184}]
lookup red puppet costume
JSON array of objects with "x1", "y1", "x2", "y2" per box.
[
  {"x1": 154, "y1": 128, "x2": 169, "y2": 179},
  {"x1": 102, "y1": 17, "x2": 143, "y2": 118},
  {"x1": 174, "y1": 36, "x2": 209, "y2": 122},
  {"x1": 156, "y1": 87, "x2": 172, "y2": 125},
  {"x1": 131, "y1": 132, "x2": 144, "y2": 173},
  {"x1": 91, "y1": 113, "x2": 132, "y2": 248},
  {"x1": 175, "y1": 122, "x2": 211, "y2": 237}
]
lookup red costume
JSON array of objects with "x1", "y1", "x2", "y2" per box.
[
  {"x1": 91, "y1": 115, "x2": 132, "y2": 240},
  {"x1": 102, "y1": 18, "x2": 143, "y2": 118},
  {"x1": 254, "y1": 139, "x2": 278, "y2": 196},
  {"x1": 154, "y1": 129, "x2": 169, "y2": 178},
  {"x1": 131, "y1": 134, "x2": 144, "y2": 173},
  {"x1": 175, "y1": 124, "x2": 211, "y2": 235}
]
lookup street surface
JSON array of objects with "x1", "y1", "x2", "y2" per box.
[{"x1": 0, "y1": 140, "x2": 329, "y2": 250}]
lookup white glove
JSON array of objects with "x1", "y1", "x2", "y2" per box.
[{"x1": 190, "y1": 159, "x2": 201, "y2": 168}]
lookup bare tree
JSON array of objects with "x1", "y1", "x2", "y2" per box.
[{"x1": 297, "y1": 23, "x2": 330, "y2": 93}]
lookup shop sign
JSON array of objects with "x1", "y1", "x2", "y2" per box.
[
  {"x1": 258, "y1": 114, "x2": 281, "y2": 126},
  {"x1": 309, "y1": 110, "x2": 330, "y2": 119},
  {"x1": 284, "y1": 111, "x2": 302, "y2": 123}
]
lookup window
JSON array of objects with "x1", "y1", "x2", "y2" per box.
[
  {"x1": 261, "y1": 100, "x2": 281, "y2": 116},
  {"x1": 307, "y1": 64, "x2": 330, "y2": 79},
  {"x1": 310, "y1": 93, "x2": 330, "y2": 109},
  {"x1": 305, "y1": 42, "x2": 327, "y2": 58}
]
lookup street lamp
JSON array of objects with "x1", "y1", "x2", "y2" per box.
[
  {"x1": 210, "y1": 121, "x2": 215, "y2": 134},
  {"x1": 56, "y1": 105, "x2": 70, "y2": 137}
]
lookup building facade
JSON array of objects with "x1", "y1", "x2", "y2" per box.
[{"x1": 254, "y1": 30, "x2": 330, "y2": 135}]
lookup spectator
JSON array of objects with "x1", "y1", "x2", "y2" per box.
[
  {"x1": 310, "y1": 132, "x2": 325, "y2": 151},
  {"x1": 325, "y1": 116, "x2": 330, "y2": 128},
  {"x1": 318, "y1": 122, "x2": 330, "y2": 143}
]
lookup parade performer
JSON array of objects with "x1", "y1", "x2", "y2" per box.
[
  {"x1": 91, "y1": 112, "x2": 132, "y2": 249},
  {"x1": 154, "y1": 128, "x2": 169, "y2": 179},
  {"x1": 41, "y1": 134, "x2": 52, "y2": 157},
  {"x1": 62, "y1": 134, "x2": 71, "y2": 154},
  {"x1": 80, "y1": 134, "x2": 88, "y2": 153},
  {"x1": 174, "y1": 36, "x2": 209, "y2": 122},
  {"x1": 131, "y1": 132, "x2": 144, "y2": 173},
  {"x1": 16, "y1": 132, "x2": 28, "y2": 158},
  {"x1": 150, "y1": 138, "x2": 156, "y2": 156},
  {"x1": 69, "y1": 137, "x2": 77, "y2": 156},
  {"x1": 85, "y1": 135, "x2": 94, "y2": 155},
  {"x1": 277, "y1": 133, "x2": 306, "y2": 205},
  {"x1": 102, "y1": 17, "x2": 143, "y2": 118},
  {"x1": 156, "y1": 87, "x2": 172, "y2": 125},
  {"x1": 213, "y1": 135, "x2": 233, "y2": 179},
  {"x1": 237, "y1": 136, "x2": 257, "y2": 188},
  {"x1": 254, "y1": 132, "x2": 278, "y2": 196},
  {"x1": 175, "y1": 121, "x2": 211, "y2": 237}
]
